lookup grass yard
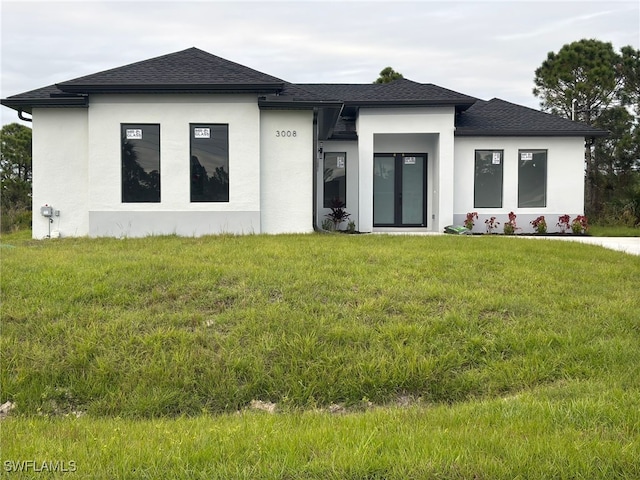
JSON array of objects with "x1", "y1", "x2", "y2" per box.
[
  {"x1": 589, "y1": 225, "x2": 640, "y2": 237},
  {"x1": 1, "y1": 232, "x2": 639, "y2": 478}
]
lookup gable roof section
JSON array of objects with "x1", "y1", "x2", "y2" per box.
[{"x1": 455, "y1": 98, "x2": 609, "y2": 137}]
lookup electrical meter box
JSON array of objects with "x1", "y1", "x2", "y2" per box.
[{"x1": 40, "y1": 205, "x2": 54, "y2": 217}]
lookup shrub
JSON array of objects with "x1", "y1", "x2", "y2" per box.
[
  {"x1": 530, "y1": 216, "x2": 547, "y2": 234},
  {"x1": 464, "y1": 212, "x2": 478, "y2": 231},
  {"x1": 571, "y1": 215, "x2": 589, "y2": 234},
  {"x1": 0, "y1": 207, "x2": 31, "y2": 233},
  {"x1": 321, "y1": 218, "x2": 335, "y2": 231},
  {"x1": 503, "y1": 211, "x2": 517, "y2": 235},
  {"x1": 596, "y1": 195, "x2": 640, "y2": 227}
]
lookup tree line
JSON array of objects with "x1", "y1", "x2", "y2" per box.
[
  {"x1": 0, "y1": 122, "x2": 32, "y2": 231},
  {"x1": 533, "y1": 39, "x2": 640, "y2": 225}
]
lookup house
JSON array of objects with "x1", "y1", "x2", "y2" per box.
[{"x1": 1, "y1": 47, "x2": 607, "y2": 238}]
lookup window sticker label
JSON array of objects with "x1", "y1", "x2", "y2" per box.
[
  {"x1": 336, "y1": 156, "x2": 345, "y2": 168},
  {"x1": 521, "y1": 152, "x2": 533, "y2": 161},
  {"x1": 194, "y1": 128, "x2": 211, "y2": 139},
  {"x1": 492, "y1": 152, "x2": 501, "y2": 164},
  {"x1": 126, "y1": 129, "x2": 143, "y2": 140},
  {"x1": 404, "y1": 156, "x2": 416, "y2": 165}
]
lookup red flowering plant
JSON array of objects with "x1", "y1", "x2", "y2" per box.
[
  {"x1": 557, "y1": 214, "x2": 571, "y2": 234},
  {"x1": 503, "y1": 211, "x2": 518, "y2": 235},
  {"x1": 530, "y1": 215, "x2": 547, "y2": 234},
  {"x1": 464, "y1": 212, "x2": 478, "y2": 231},
  {"x1": 571, "y1": 215, "x2": 589, "y2": 234},
  {"x1": 484, "y1": 216, "x2": 500, "y2": 234}
]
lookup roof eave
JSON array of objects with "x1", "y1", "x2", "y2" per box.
[
  {"x1": 56, "y1": 83, "x2": 285, "y2": 94},
  {"x1": 329, "y1": 132, "x2": 359, "y2": 141},
  {"x1": 258, "y1": 98, "x2": 343, "y2": 110},
  {"x1": 347, "y1": 99, "x2": 476, "y2": 109},
  {"x1": 1, "y1": 97, "x2": 88, "y2": 112},
  {"x1": 455, "y1": 129, "x2": 610, "y2": 138}
]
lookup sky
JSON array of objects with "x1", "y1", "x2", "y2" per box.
[{"x1": 1, "y1": 0, "x2": 638, "y2": 127}]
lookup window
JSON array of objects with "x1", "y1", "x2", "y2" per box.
[
  {"x1": 121, "y1": 124, "x2": 160, "y2": 203},
  {"x1": 190, "y1": 124, "x2": 229, "y2": 202},
  {"x1": 323, "y1": 152, "x2": 346, "y2": 207},
  {"x1": 474, "y1": 150, "x2": 503, "y2": 208},
  {"x1": 518, "y1": 150, "x2": 547, "y2": 208}
]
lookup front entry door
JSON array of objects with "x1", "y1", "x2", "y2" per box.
[{"x1": 373, "y1": 153, "x2": 427, "y2": 227}]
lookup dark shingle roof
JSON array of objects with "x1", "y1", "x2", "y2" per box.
[
  {"x1": 299, "y1": 79, "x2": 477, "y2": 106},
  {"x1": 455, "y1": 98, "x2": 608, "y2": 137},
  {"x1": 0, "y1": 48, "x2": 610, "y2": 140},
  {"x1": 56, "y1": 47, "x2": 285, "y2": 93},
  {"x1": 6, "y1": 84, "x2": 63, "y2": 100},
  {"x1": 2, "y1": 47, "x2": 287, "y2": 112}
]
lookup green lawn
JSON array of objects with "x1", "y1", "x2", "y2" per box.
[
  {"x1": 589, "y1": 224, "x2": 640, "y2": 237},
  {"x1": 1, "y1": 233, "x2": 639, "y2": 478}
]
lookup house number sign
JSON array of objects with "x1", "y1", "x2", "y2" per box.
[{"x1": 275, "y1": 130, "x2": 297, "y2": 137}]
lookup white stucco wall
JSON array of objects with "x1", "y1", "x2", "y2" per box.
[
  {"x1": 356, "y1": 107, "x2": 455, "y2": 232},
  {"x1": 28, "y1": 97, "x2": 585, "y2": 239},
  {"x1": 453, "y1": 136, "x2": 586, "y2": 233},
  {"x1": 316, "y1": 140, "x2": 359, "y2": 230},
  {"x1": 31, "y1": 108, "x2": 89, "y2": 239},
  {"x1": 87, "y1": 94, "x2": 261, "y2": 236},
  {"x1": 260, "y1": 109, "x2": 314, "y2": 234}
]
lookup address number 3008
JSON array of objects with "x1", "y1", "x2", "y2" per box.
[{"x1": 275, "y1": 130, "x2": 297, "y2": 137}]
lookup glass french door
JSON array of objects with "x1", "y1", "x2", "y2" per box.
[{"x1": 373, "y1": 153, "x2": 427, "y2": 227}]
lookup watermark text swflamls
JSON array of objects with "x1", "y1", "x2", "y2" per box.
[{"x1": 4, "y1": 460, "x2": 77, "y2": 473}]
